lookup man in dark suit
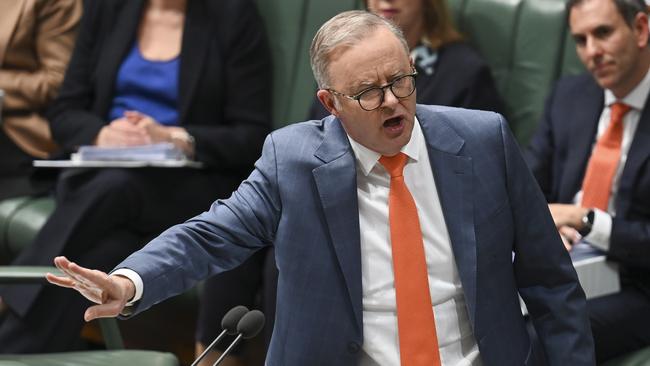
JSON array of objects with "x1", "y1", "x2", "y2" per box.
[
  {"x1": 526, "y1": 0, "x2": 650, "y2": 362},
  {"x1": 49, "y1": 10, "x2": 594, "y2": 366}
]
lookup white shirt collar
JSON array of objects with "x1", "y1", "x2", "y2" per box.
[
  {"x1": 347, "y1": 116, "x2": 423, "y2": 177},
  {"x1": 604, "y1": 66, "x2": 650, "y2": 110}
]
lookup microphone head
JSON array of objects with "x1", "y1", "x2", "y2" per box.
[
  {"x1": 221, "y1": 306, "x2": 250, "y2": 335},
  {"x1": 236, "y1": 309, "x2": 265, "y2": 339}
]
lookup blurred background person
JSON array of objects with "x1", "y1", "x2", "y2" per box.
[
  {"x1": 308, "y1": 0, "x2": 504, "y2": 119},
  {"x1": 0, "y1": 0, "x2": 82, "y2": 200},
  {"x1": 0, "y1": 1, "x2": 271, "y2": 365},
  {"x1": 525, "y1": 0, "x2": 650, "y2": 362}
]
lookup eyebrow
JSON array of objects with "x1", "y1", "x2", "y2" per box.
[{"x1": 352, "y1": 70, "x2": 409, "y2": 91}]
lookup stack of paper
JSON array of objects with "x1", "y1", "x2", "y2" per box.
[{"x1": 75, "y1": 143, "x2": 185, "y2": 161}]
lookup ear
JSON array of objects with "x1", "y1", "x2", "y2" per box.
[
  {"x1": 316, "y1": 89, "x2": 340, "y2": 117},
  {"x1": 634, "y1": 12, "x2": 649, "y2": 48}
]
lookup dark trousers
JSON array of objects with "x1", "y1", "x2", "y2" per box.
[
  {"x1": 0, "y1": 167, "x2": 244, "y2": 353},
  {"x1": 588, "y1": 286, "x2": 650, "y2": 364}
]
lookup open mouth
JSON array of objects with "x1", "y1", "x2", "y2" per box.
[
  {"x1": 383, "y1": 116, "x2": 402, "y2": 127},
  {"x1": 383, "y1": 116, "x2": 405, "y2": 136}
]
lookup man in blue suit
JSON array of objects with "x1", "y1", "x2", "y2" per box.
[
  {"x1": 48, "y1": 10, "x2": 594, "y2": 366},
  {"x1": 526, "y1": 0, "x2": 650, "y2": 362}
]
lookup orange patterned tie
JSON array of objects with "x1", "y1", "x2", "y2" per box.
[
  {"x1": 581, "y1": 102, "x2": 631, "y2": 211},
  {"x1": 379, "y1": 153, "x2": 441, "y2": 366}
]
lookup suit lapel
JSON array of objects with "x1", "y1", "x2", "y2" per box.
[
  {"x1": 417, "y1": 106, "x2": 478, "y2": 326},
  {"x1": 560, "y1": 82, "x2": 603, "y2": 201},
  {"x1": 95, "y1": 0, "x2": 144, "y2": 117},
  {"x1": 0, "y1": 0, "x2": 27, "y2": 65},
  {"x1": 617, "y1": 99, "x2": 650, "y2": 214},
  {"x1": 312, "y1": 117, "x2": 363, "y2": 333},
  {"x1": 178, "y1": 0, "x2": 209, "y2": 125}
]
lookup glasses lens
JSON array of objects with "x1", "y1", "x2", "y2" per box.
[
  {"x1": 358, "y1": 88, "x2": 384, "y2": 111},
  {"x1": 391, "y1": 75, "x2": 416, "y2": 98}
]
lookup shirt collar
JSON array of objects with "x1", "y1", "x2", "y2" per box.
[
  {"x1": 347, "y1": 116, "x2": 423, "y2": 177},
  {"x1": 604, "y1": 65, "x2": 650, "y2": 110}
]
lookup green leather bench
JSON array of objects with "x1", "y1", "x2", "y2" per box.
[
  {"x1": 0, "y1": 266, "x2": 179, "y2": 366},
  {"x1": 0, "y1": 197, "x2": 55, "y2": 263},
  {"x1": 448, "y1": 0, "x2": 585, "y2": 145}
]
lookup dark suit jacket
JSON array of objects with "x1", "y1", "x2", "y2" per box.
[
  {"x1": 309, "y1": 42, "x2": 504, "y2": 119},
  {"x1": 118, "y1": 105, "x2": 594, "y2": 365},
  {"x1": 47, "y1": 0, "x2": 271, "y2": 171},
  {"x1": 526, "y1": 74, "x2": 650, "y2": 293}
]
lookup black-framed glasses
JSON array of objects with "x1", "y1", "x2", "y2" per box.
[{"x1": 327, "y1": 70, "x2": 418, "y2": 111}]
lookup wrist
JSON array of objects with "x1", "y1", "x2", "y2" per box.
[
  {"x1": 113, "y1": 274, "x2": 136, "y2": 303},
  {"x1": 169, "y1": 128, "x2": 195, "y2": 158}
]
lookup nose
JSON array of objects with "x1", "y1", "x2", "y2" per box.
[
  {"x1": 584, "y1": 36, "x2": 603, "y2": 59},
  {"x1": 382, "y1": 87, "x2": 400, "y2": 109}
]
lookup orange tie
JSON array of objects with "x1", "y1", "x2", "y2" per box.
[
  {"x1": 380, "y1": 153, "x2": 441, "y2": 366},
  {"x1": 581, "y1": 102, "x2": 631, "y2": 211}
]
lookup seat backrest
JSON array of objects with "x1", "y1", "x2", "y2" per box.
[
  {"x1": 255, "y1": 0, "x2": 359, "y2": 129},
  {"x1": 448, "y1": 0, "x2": 585, "y2": 145}
]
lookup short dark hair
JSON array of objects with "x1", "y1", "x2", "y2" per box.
[{"x1": 567, "y1": 0, "x2": 648, "y2": 27}]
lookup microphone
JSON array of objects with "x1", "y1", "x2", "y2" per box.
[
  {"x1": 191, "y1": 305, "x2": 249, "y2": 366},
  {"x1": 212, "y1": 310, "x2": 265, "y2": 366}
]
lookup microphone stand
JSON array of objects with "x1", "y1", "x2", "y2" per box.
[
  {"x1": 191, "y1": 328, "x2": 229, "y2": 366},
  {"x1": 212, "y1": 333, "x2": 244, "y2": 366}
]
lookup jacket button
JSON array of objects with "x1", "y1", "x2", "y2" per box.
[{"x1": 347, "y1": 342, "x2": 360, "y2": 354}]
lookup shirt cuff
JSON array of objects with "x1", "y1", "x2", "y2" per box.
[
  {"x1": 583, "y1": 208, "x2": 612, "y2": 252},
  {"x1": 111, "y1": 268, "x2": 144, "y2": 306}
]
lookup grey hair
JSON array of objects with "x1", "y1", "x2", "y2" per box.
[{"x1": 310, "y1": 10, "x2": 410, "y2": 89}]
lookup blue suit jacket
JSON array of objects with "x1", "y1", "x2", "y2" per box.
[
  {"x1": 118, "y1": 105, "x2": 594, "y2": 365},
  {"x1": 527, "y1": 73, "x2": 650, "y2": 296}
]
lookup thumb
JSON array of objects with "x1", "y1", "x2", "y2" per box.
[{"x1": 84, "y1": 300, "x2": 126, "y2": 321}]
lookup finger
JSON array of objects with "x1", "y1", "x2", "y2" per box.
[
  {"x1": 53, "y1": 255, "x2": 72, "y2": 270},
  {"x1": 67, "y1": 262, "x2": 112, "y2": 290},
  {"x1": 111, "y1": 119, "x2": 143, "y2": 131},
  {"x1": 84, "y1": 300, "x2": 125, "y2": 321},
  {"x1": 55, "y1": 260, "x2": 94, "y2": 287},
  {"x1": 560, "y1": 226, "x2": 580, "y2": 244},
  {"x1": 46, "y1": 273, "x2": 77, "y2": 288}
]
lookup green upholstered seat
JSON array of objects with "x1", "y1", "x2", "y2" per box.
[
  {"x1": 0, "y1": 196, "x2": 55, "y2": 262},
  {"x1": 0, "y1": 350, "x2": 179, "y2": 366},
  {"x1": 0, "y1": 266, "x2": 179, "y2": 366},
  {"x1": 448, "y1": 0, "x2": 585, "y2": 145},
  {"x1": 255, "y1": 0, "x2": 359, "y2": 128}
]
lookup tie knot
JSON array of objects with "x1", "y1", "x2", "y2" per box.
[
  {"x1": 611, "y1": 102, "x2": 631, "y2": 124},
  {"x1": 379, "y1": 152, "x2": 408, "y2": 178}
]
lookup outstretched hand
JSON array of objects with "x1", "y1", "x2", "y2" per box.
[{"x1": 46, "y1": 256, "x2": 136, "y2": 321}]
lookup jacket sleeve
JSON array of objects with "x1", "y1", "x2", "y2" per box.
[
  {"x1": 0, "y1": 0, "x2": 82, "y2": 111},
  {"x1": 116, "y1": 133, "x2": 280, "y2": 314},
  {"x1": 609, "y1": 217, "x2": 650, "y2": 268},
  {"x1": 501, "y1": 116, "x2": 595, "y2": 365}
]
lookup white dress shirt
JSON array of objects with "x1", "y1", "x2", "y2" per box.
[
  {"x1": 353, "y1": 118, "x2": 480, "y2": 366},
  {"x1": 574, "y1": 66, "x2": 650, "y2": 251}
]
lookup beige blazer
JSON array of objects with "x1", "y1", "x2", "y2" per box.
[{"x1": 0, "y1": 0, "x2": 81, "y2": 158}]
